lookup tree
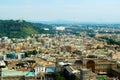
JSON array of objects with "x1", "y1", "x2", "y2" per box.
[
  {"x1": 25, "y1": 50, "x2": 38, "y2": 57},
  {"x1": 0, "y1": 66, "x2": 6, "y2": 68},
  {"x1": 16, "y1": 62, "x2": 24, "y2": 67},
  {"x1": 26, "y1": 60, "x2": 35, "y2": 64},
  {"x1": 25, "y1": 52, "x2": 29, "y2": 57},
  {"x1": 32, "y1": 50, "x2": 38, "y2": 55},
  {"x1": 52, "y1": 72, "x2": 65, "y2": 80}
]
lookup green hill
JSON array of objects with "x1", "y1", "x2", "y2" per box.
[{"x1": 0, "y1": 20, "x2": 39, "y2": 38}]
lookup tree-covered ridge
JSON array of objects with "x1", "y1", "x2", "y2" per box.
[{"x1": 0, "y1": 20, "x2": 38, "y2": 38}]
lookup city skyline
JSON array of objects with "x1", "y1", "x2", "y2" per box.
[{"x1": 0, "y1": 0, "x2": 120, "y2": 23}]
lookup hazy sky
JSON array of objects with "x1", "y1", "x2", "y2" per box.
[{"x1": 0, "y1": 0, "x2": 120, "y2": 23}]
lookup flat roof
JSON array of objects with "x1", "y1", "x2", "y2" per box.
[
  {"x1": 46, "y1": 66, "x2": 56, "y2": 73},
  {"x1": 2, "y1": 71, "x2": 35, "y2": 77}
]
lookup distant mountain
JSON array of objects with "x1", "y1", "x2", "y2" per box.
[{"x1": 0, "y1": 20, "x2": 39, "y2": 38}]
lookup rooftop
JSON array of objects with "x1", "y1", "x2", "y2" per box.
[{"x1": 1, "y1": 71, "x2": 35, "y2": 77}]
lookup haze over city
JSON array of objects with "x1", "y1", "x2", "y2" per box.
[{"x1": 0, "y1": 0, "x2": 120, "y2": 23}]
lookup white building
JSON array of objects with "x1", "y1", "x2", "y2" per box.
[
  {"x1": 17, "y1": 53, "x2": 25, "y2": 60},
  {"x1": 56, "y1": 26, "x2": 65, "y2": 30},
  {"x1": 0, "y1": 54, "x2": 6, "y2": 61},
  {"x1": 34, "y1": 66, "x2": 45, "y2": 75},
  {"x1": 0, "y1": 61, "x2": 6, "y2": 66}
]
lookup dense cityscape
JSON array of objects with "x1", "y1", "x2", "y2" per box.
[
  {"x1": 0, "y1": 21, "x2": 120, "y2": 80},
  {"x1": 0, "y1": 0, "x2": 120, "y2": 80}
]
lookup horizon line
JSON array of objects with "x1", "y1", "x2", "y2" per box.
[{"x1": 0, "y1": 18, "x2": 120, "y2": 24}]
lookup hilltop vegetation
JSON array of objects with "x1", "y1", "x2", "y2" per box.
[
  {"x1": 0, "y1": 20, "x2": 39, "y2": 38},
  {"x1": 33, "y1": 23, "x2": 56, "y2": 34},
  {"x1": 0, "y1": 20, "x2": 57, "y2": 38}
]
